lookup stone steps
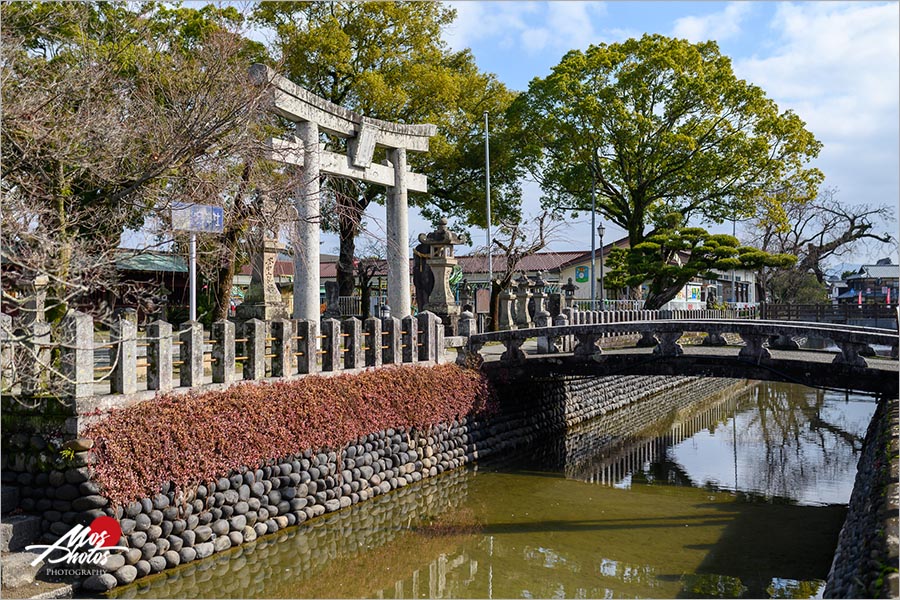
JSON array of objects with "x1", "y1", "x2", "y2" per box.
[
  {"x1": 0, "y1": 549, "x2": 76, "y2": 599},
  {"x1": 0, "y1": 515, "x2": 41, "y2": 552},
  {"x1": 1, "y1": 550, "x2": 43, "y2": 588}
]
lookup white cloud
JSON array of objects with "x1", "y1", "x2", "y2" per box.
[
  {"x1": 733, "y1": 2, "x2": 899, "y2": 209},
  {"x1": 444, "y1": 1, "x2": 606, "y2": 55},
  {"x1": 671, "y1": 2, "x2": 751, "y2": 43}
]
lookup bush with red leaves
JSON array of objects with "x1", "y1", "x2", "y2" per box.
[{"x1": 85, "y1": 364, "x2": 496, "y2": 503}]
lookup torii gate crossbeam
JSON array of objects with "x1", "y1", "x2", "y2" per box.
[{"x1": 250, "y1": 64, "x2": 437, "y2": 320}]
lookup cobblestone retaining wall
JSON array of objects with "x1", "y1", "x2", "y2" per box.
[
  {"x1": 825, "y1": 399, "x2": 899, "y2": 599},
  {"x1": 110, "y1": 468, "x2": 473, "y2": 599},
  {"x1": 0, "y1": 374, "x2": 755, "y2": 593}
]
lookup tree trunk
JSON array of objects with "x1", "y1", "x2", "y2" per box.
[
  {"x1": 336, "y1": 190, "x2": 367, "y2": 298},
  {"x1": 643, "y1": 284, "x2": 686, "y2": 310},
  {"x1": 489, "y1": 280, "x2": 501, "y2": 332},
  {"x1": 337, "y1": 215, "x2": 357, "y2": 297},
  {"x1": 359, "y1": 276, "x2": 371, "y2": 319},
  {"x1": 213, "y1": 242, "x2": 239, "y2": 322},
  {"x1": 213, "y1": 164, "x2": 252, "y2": 321}
]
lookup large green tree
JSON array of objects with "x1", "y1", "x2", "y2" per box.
[
  {"x1": 509, "y1": 34, "x2": 823, "y2": 246},
  {"x1": 252, "y1": 2, "x2": 524, "y2": 296},
  {"x1": 605, "y1": 213, "x2": 796, "y2": 309}
]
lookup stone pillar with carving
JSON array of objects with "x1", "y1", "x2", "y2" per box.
[{"x1": 237, "y1": 190, "x2": 289, "y2": 323}]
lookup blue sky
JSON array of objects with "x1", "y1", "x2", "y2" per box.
[{"x1": 346, "y1": 1, "x2": 899, "y2": 266}]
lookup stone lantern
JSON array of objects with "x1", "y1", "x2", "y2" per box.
[
  {"x1": 562, "y1": 277, "x2": 579, "y2": 309},
  {"x1": 531, "y1": 271, "x2": 548, "y2": 315},
  {"x1": 417, "y1": 218, "x2": 464, "y2": 333}
]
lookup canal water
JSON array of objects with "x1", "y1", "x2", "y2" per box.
[{"x1": 112, "y1": 381, "x2": 876, "y2": 599}]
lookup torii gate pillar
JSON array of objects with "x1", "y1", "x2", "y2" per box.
[
  {"x1": 294, "y1": 121, "x2": 321, "y2": 322},
  {"x1": 387, "y1": 148, "x2": 410, "y2": 318}
]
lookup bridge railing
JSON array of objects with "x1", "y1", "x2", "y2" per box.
[
  {"x1": 459, "y1": 313, "x2": 898, "y2": 370},
  {"x1": 761, "y1": 303, "x2": 897, "y2": 324},
  {"x1": 1, "y1": 311, "x2": 446, "y2": 400}
]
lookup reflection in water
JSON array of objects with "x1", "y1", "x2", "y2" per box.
[{"x1": 116, "y1": 382, "x2": 873, "y2": 599}]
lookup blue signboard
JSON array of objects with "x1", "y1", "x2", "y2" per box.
[
  {"x1": 171, "y1": 202, "x2": 224, "y2": 233},
  {"x1": 575, "y1": 266, "x2": 589, "y2": 283}
]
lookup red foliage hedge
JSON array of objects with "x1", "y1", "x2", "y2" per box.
[{"x1": 85, "y1": 364, "x2": 496, "y2": 503}]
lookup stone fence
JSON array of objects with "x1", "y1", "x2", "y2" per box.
[
  {"x1": 494, "y1": 287, "x2": 757, "y2": 332},
  {"x1": 462, "y1": 313, "x2": 899, "y2": 369},
  {"x1": 1, "y1": 311, "x2": 446, "y2": 401}
]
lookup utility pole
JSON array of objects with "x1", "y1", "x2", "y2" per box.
[{"x1": 484, "y1": 111, "x2": 492, "y2": 287}]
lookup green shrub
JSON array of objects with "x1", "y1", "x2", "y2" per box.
[{"x1": 85, "y1": 364, "x2": 496, "y2": 503}]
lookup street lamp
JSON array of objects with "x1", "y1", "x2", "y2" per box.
[{"x1": 597, "y1": 223, "x2": 606, "y2": 310}]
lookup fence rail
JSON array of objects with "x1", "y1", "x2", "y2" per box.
[
  {"x1": 338, "y1": 296, "x2": 363, "y2": 317},
  {"x1": 1, "y1": 312, "x2": 446, "y2": 399},
  {"x1": 761, "y1": 303, "x2": 897, "y2": 323}
]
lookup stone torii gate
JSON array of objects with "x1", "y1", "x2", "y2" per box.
[{"x1": 249, "y1": 63, "x2": 437, "y2": 321}]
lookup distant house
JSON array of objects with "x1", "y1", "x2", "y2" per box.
[
  {"x1": 456, "y1": 236, "x2": 759, "y2": 310},
  {"x1": 455, "y1": 250, "x2": 596, "y2": 292},
  {"x1": 837, "y1": 259, "x2": 899, "y2": 304}
]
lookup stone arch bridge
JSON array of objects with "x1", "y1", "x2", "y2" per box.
[{"x1": 461, "y1": 319, "x2": 899, "y2": 396}]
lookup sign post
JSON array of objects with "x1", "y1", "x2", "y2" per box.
[{"x1": 171, "y1": 203, "x2": 224, "y2": 322}]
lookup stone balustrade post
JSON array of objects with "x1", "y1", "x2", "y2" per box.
[
  {"x1": 364, "y1": 317, "x2": 383, "y2": 368},
  {"x1": 60, "y1": 310, "x2": 93, "y2": 398},
  {"x1": 321, "y1": 318, "x2": 342, "y2": 372},
  {"x1": 738, "y1": 333, "x2": 771, "y2": 362},
  {"x1": 535, "y1": 309, "x2": 554, "y2": 354},
  {"x1": 111, "y1": 312, "x2": 137, "y2": 395},
  {"x1": 500, "y1": 337, "x2": 527, "y2": 365},
  {"x1": 179, "y1": 321, "x2": 203, "y2": 388},
  {"x1": 768, "y1": 334, "x2": 800, "y2": 351},
  {"x1": 417, "y1": 312, "x2": 439, "y2": 362},
  {"x1": 382, "y1": 317, "x2": 402, "y2": 364},
  {"x1": 147, "y1": 320, "x2": 173, "y2": 391},
  {"x1": 833, "y1": 342, "x2": 870, "y2": 368},
  {"x1": 553, "y1": 313, "x2": 569, "y2": 353},
  {"x1": 270, "y1": 319, "x2": 294, "y2": 377},
  {"x1": 296, "y1": 320, "x2": 318, "y2": 374},
  {"x1": 636, "y1": 330, "x2": 659, "y2": 348},
  {"x1": 455, "y1": 311, "x2": 477, "y2": 366},
  {"x1": 342, "y1": 318, "x2": 363, "y2": 369},
  {"x1": 458, "y1": 311, "x2": 476, "y2": 338},
  {"x1": 212, "y1": 320, "x2": 236, "y2": 384},
  {"x1": 702, "y1": 330, "x2": 727, "y2": 346},
  {"x1": 654, "y1": 331, "x2": 684, "y2": 356},
  {"x1": 573, "y1": 332, "x2": 601, "y2": 357},
  {"x1": 435, "y1": 316, "x2": 445, "y2": 363},
  {"x1": 242, "y1": 319, "x2": 266, "y2": 380},
  {"x1": 401, "y1": 315, "x2": 418, "y2": 363}
]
